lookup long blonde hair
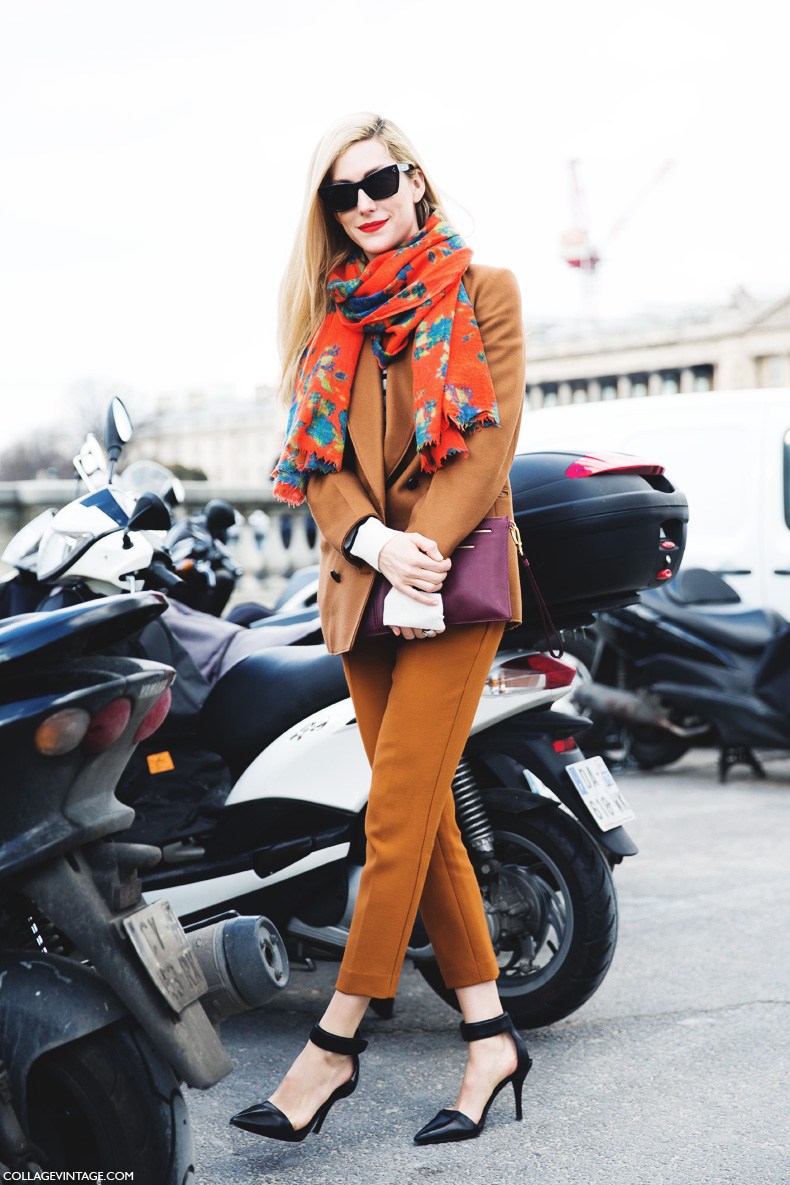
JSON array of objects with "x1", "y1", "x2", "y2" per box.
[{"x1": 277, "y1": 113, "x2": 443, "y2": 404}]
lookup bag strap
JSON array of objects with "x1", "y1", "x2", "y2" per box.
[{"x1": 509, "y1": 522, "x2": 564, "y2": 658}]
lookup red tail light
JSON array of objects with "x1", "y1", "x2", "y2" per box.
[
  {"x1": 34, "y1": 690, "x2": 169, "y2": 758},
  {"x1": 565, "y1": 452, "x2": 665, "y2": 479},
  {"x1": 552, "y1": 737, "x2": 577, "y2": 753},
  {"x1": 83, "y1": 698, "x2": 132, "y2": 754},
  {"x1": 521, "y1": 653, "x2": 577, "y2": 689},
  {"x1": 656, "y1": 569, "x2": 673, "y2": 580},
  {"x1": 486, "y1": 653, "x2": 577, "y2": 694},
  {"x1": 134, "y1": 688, "x2": 172, "y2": 743}
]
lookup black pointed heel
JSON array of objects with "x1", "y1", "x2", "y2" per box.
[
  {"x1": 414, "y1": 1011, "x2": 532, "y2": 1146},
  {"x1": 229, "y1": 1023, "x2": 368, "y2": 1142}
]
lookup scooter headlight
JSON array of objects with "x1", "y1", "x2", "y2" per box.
[
  {"x1": 36, "y1": 527, "x2": 95, "y2": 581},
  {"x1": 2, "y1": 508, "x2": 57, "y2": 568}
]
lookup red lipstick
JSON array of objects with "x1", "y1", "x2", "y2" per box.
[{"x1": 359, "y1": 220, "x2": 387, "y2": 233}]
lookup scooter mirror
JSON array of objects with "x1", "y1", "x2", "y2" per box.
[
  {"x1": 107, "y1": 397, "x2": 133, "y2": 445},
  {"x1": 127, "y1": 492, "x2": 172, "y2": 533},
  {"x1": 105, "y1": 397, "x2": 134, "y2": 481}
]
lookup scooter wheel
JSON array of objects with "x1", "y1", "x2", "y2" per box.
[
  {"x1": 417, "y1": 801, "x2": 617, "y2": 1029},
  {"x1": 25, "y1": 1021, "x2": 194, "y2": 1183}
]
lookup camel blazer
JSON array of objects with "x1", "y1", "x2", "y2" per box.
[{"x1": 305, "y1": 264, "x2": 526, "y2": 655}]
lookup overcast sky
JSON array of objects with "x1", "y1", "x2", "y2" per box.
[{"x1": 1, "y1": 0, "x2": 788, "y2": 450}]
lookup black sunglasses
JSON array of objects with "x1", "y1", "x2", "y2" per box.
[{"x1": 318, "y1": 162, "x2": 414, "y2": 213}]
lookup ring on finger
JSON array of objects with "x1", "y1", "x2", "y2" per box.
[{"x1": 422, "y1": 628, "x2": 437, "y2": 638}]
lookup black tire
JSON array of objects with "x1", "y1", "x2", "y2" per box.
[
  {"x1": 626, "y1": 727, "x2": 690, "y2": 770},
  {"x1": 418, "y1": 802, "x2": 617, "y2": 1029},
  {"x1": 562, "y1": 630, "x2": 694, "y2": 769},
  {"x1": 26, "y1": 1022, "x2": 194, "y2": 1183}
]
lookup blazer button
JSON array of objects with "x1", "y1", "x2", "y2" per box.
[
  {"x1": 405, "y1": 475, "x2": 419, "y2": 490},
  {"x1": 330, "y1": 570, "x2": 341, "y2": 583}
]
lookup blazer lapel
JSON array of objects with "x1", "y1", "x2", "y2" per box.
[
  {"x1": 384, "y1": 349, "x2": 417, "y2": 478},
  {"x1": 347, "y1": 339, "x2": 386, "y2": 516}
]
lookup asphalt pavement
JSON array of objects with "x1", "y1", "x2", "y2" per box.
[{"x1": 186, "y1": 750, "x2": 790, "y2": 1185}]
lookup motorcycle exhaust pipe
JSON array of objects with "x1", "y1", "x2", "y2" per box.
[
  {"x1": 573, "y1": 682, "x2": 708, "y2": 738},
  {"x1": 187, "y1": 915, "x2": 289, "y2": 1023}
]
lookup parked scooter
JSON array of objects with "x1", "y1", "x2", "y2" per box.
[
  {"x1": 0, "y1": 400, "x2": 322, "y2": 650},
  {"x1": 138, "y1": 642, "x2": 636, "y2": 1030},
  {"x1": 3, "y1": 413, "x2": 690, "y2": 1027},
  {"x1": 0, "y1": 556, "x2": 633, "y2": 1030},
  {"x1": 147, "y1": 454, "x2": 690, "y2": 1025},
  {"x1": 165, "y1": 500, "x2": 244, "y2": 617},
  {"x1": 0, "y1": 592, "x2": 287, "y2": 1179},
  {"x1": 566, "y1": 567, "x2": 790, "y2": 777}
]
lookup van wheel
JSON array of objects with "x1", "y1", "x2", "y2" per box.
[{"x1": 26, "y1": 1022, "x2": 194, "y2": 1183}]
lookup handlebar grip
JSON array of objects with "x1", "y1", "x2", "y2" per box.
[{"x1": 145, "y1": 561, "x2": 186, "y2": 594}]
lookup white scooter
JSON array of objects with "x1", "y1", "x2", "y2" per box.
[
  {"x1": 4, "y1": 398, "x2": 693, "y2": 1029},
  {"x1": 136, "y1": 637, "x2": 636, "y2": 1029}
]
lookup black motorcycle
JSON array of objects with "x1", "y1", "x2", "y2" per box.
[
  {"x1": 0, "y1": 593, "x2": 287, "y2": 1180},
  {"x1": 565, "y1": 567, "x2": 790, "y2": 778}
]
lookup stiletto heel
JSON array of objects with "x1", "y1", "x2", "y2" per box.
[
  {"x1": 513, "y1": 1069, "x2": 526, "y2": 1120},
  {"x1": 414, "y1": 1012, "x2": 531, "y2": 1145},
  {"x1": 229, "y1": 1023, "x2": 368, "y2": 1142}
]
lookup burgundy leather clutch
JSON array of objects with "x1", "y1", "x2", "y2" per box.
[{"x1": 357, "y1": 516, "x2": 513, "y2": 639}]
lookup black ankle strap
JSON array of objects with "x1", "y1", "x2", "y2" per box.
[
  {"x1": 309, "y1": 1023, "x2": 368, "y2": 1055},
  {"x1": 459, "y1": 1012, "x2": 513, "y2": 1042}
]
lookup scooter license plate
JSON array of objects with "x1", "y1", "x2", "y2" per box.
[
  {"x1": 123, "y1": 899, "x2": 208, "y2": 1013},
  {"x1": 566, "y1": 755, "x2": 635, "y2": 831}
]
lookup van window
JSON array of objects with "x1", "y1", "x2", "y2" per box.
[{"x1": 784, "y1": 429, "x2": 790, "y2": 528}]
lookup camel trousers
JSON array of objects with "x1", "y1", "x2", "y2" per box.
[{"x1": 335, "y1": 621, "x2": 504, "y2": 999}]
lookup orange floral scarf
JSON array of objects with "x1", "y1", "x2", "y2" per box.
[{"x1": 272, "y1": 212, "x2": 498, "y2": 506}]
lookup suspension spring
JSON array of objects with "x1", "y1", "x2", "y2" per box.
[{"x1": 452, "y1": 758, "x2": 495, "y2": 855}]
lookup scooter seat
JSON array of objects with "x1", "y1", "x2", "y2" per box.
[
  {"x1": 642, "y1": 590, "x2": 786, "y2": 655},
  {"x1": 198, "y1": 644, "x2": 348, "y2": 776},
  {"x1": 663, "y1": 568, "x2": 741, "y2": 605}
]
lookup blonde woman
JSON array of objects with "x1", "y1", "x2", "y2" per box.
[{"x1": 230, "y1": 114, "x2": 530, "y2": 1147}]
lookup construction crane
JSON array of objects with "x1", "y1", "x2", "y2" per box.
[
  {"x1": 560, "y1": 157, "x2": 674, "y2": 274},
  {"x1": 560, "y1": 160, "x2": 601, "y2": 273}
]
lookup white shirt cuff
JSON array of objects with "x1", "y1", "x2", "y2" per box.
[
  {"x1": 382, "y1": 588, "x2": 445, "y2": 631},
  {"x1": 349, "y1": 518, "x2": 400, "y2": 571}
]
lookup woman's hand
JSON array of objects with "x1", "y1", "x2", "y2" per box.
[
  {"x1": 378, "y1": 532, "x2": 450, "y2": 640},
  {"x1": 378, "y1": 532, "x2": 450, "y2": 602},
  {"x1": 390, "y1": 625, "x2": 436, "y2": 640}
]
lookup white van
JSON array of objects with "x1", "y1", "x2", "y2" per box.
[{"x1": 516, "y1": 389, "x2": 790, "y2": 616}]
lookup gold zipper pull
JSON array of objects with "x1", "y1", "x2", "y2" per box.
[{"x1": 509, "y1": 520, "x2": 524, "y2": 557}]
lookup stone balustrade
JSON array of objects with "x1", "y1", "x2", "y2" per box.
[{"x1": 0, "y1": 480, "x2": 320, "y2": 580}]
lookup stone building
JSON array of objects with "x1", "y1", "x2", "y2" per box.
[
  {"x1": 122, "y1": 290, "x2": 790, "y2": 481},
  {"x1": 523, "y1": 289, "x2": 790, "y2": 410},
  {"x1": 127, "y1": 386, "x2": 287, "y2": 486}
]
